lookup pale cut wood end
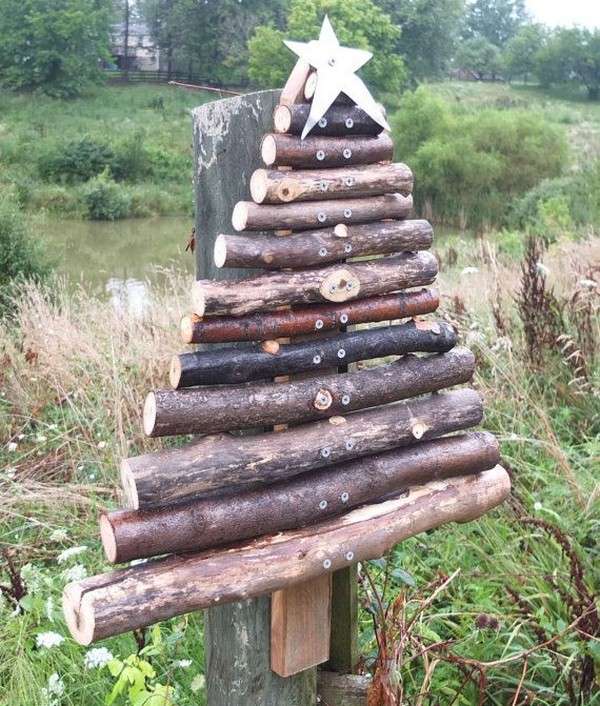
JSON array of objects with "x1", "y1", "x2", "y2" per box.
[
  {"x1": 63, "y1": 583, "x2": 95, "y2": 646},
  {"x1": 231, "y1": 202, "x2": 248, "y2": 231},
  {"x1": 191, "y1": 282, "x2": 206, "y2": 318},
  {"x1": 120, "y1": 458, "x2": 139, "y2": 510},
  {"x1": 213, "y1": 234, "x2": 227, "y2": 268},
  {"x1": 261, "y1": 134, "x2": 277, "y2": 166},
  {"x1": 250, "y1": 169, "x2": 268, "y2": 204},
  {"x1": 169, "y1": 355, "x2": 182, "y2": 389},
  {"x1": 304, "y1": 72, "x2": 317, "y2": 100},
  {"x1": 180, "y1": 315, "x2": 195, "y2": 343},
  {"x1": 273, "y1": 104, "x2": 292, "y2": 133},
  {"x1": 143, "y1": 392, "x2": 157, "y2": 437},
  {"x1": 100, "y1": 513, "x2": 118, "y2": 564}
]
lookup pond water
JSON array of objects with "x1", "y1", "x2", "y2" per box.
[{"x1": 44, "y1": 216, "x2": 195, "y2": 311}]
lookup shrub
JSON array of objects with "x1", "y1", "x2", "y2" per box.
[
  {"x1": 82, "y1": 171, "x2": 131, "y2": 221},
  {"x1": 110, "y1": 130, "x2": 153, "y2": 182},
  {"x1": 38, "y1": 137, "x2": 114, "y2": 183}
]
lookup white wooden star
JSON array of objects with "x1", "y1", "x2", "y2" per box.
[{"x1": 284, "y1": 16, "x2": 390, "y2": 139}]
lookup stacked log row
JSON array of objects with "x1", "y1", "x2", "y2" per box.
[{"x1": 63, "y1": 83, "x2": 509, "y2": 645}]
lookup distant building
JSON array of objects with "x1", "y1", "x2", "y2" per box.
[{"x1": 110, "y1": 21, "x2": 159, "y2": 72}]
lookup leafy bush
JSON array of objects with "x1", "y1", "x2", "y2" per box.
[
  {"x1": 82, "y1": 171, "x2": 131, "y2": 221},
  {"x1": 111, "y1": 131, "x2": 153, "y2": 182},
  {"x1": 392, "y1": 88, "x2": 568, "y2": 227},
  {"x1": 38, "y1": 137, "x2": 114, "y2": 183},
  {"x1": 0, "y1": 194, "x2": 50, "y2": 309}
]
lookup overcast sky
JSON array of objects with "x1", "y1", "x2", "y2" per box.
[{"x1": 526, "y1": 0, "x2": 600, "y2": 29}]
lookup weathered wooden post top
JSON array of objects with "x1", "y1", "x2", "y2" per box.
[{"x1": 63, "y1": 17, "x2": 510, "y2": 705}]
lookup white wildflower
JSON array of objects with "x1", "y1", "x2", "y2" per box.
[
  {"x1": 63, "y1": 564, "x2": 87, "y2": 582},
  {"x1": 17, "y1": 433, "x2": 25, "y2": 440},
  {"x1": 41, "y1": 672, "x2": 65, "y2": 705},
  {"x1": 534, "y1": 501, "x2": 542, "y2": 511},
  {"x1": 190, "y1": 674, "x2": 206, "y2": 693},
  {"x1": 36, "y1": 435, "x2": 47, "y2": 443},
  {"x1": 535, "y1": 261, "x2": 550, "y2": 277},
  {"x1": 7, "y1": 441, "x2": 17, "y2": 452},
  {"x1": 461, "y1": 266, "x2": 479, "y2": 275},
  {"x1": 175, "y1": 659, "x2": 192, "y2": 669},
  {"x1": 49, "y1": 529, "x2": 69, "y2": 543},
  {"x1": 36, "y1": 631, "x2": 65, "y2": 649},
  {"x1": 46, "y1": 596, "x2": 54, "y2": 622},
  {"x1": 56, "y1": 545, "x2": 87, "y2": 563},
  {"x1": 97, "y1": 441, "x2": 107, "y2": 450},
  {"x1": 5, "y1": 467, "x2": 17, "y2": 479},
  {"x1": 21, "y1": 563, "x2": 44, "y2": 594},
  {"x1": 84, "y1": 647, "x2": 114, "y2": 669}
]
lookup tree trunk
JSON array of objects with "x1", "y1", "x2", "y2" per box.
[
  {"x1": 180, "y1": 289, "x2": 439, "y2": 344},
  {"x1": 249, "y1": 163, "x2": 412, "y2": 204},
  {"x1": 63, "y1": 466, "x2": 510, "y2": 645},
  {"x1": 102, "y1": 433, "x2": 500, "y2": 563},
  {"x1": 144, "y1": 347, "x2": 475, "y2": 438},
  {"x1": 215, "y1": 219, "x2": 432, "y2": 270},
  {"x1": 171, "y1": 320, "x2": 455, "y2": 388},
  {"x1": 274, "y1": 103, "x2": 384, "y2": 137},
  {"x1": 192, "y1": 252, "x2": 438, "y2": 317}
]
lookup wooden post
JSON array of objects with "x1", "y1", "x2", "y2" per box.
[{"x1": 193, "y1": 90, "x2": 317, "y2": 705}]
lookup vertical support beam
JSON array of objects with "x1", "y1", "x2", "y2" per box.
[
  {"x1": 194, "y1": 90, "x2": 316, "y2": 705},
  {"x1": 327, "y1": 567, "x2": 359, "y2": 673}
]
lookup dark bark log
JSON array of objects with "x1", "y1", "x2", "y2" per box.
[
  {"x1": 274, "y1": 104, "x2": 384, "y2": 137},
  {"x1": 250, "y1": 164, "x2": 412, "y2": 205},
  {"x1": 171, "y1": 320, "x2": 456, "y2": 388},
  {"x1": 63, "y1": 466, "x2": 511, "y2": 644},
  {"x1": 180, "y1": 289, "x2": 439, "y2": 344},
  {"x1": 103, "y1": 433, "x2": 500, "y2": 563},
  {"x1": 232, "y1": 193, "x2": 412, "y2": 232},
  {"x1": 261, "y1": 133, "x2": 393, "y2": 169},
  {"x1": 317, "y1": 672, "x2": 371, "y2": 706},
  {"x1": 215, "y1": 219, "x2": 432, "y2": 270},
  {"x1": 144, "y1": 347, "x2": 475, "y2": 438},
  {"x1": 192, "y1": 252, "x2": 438, "y2": 317}
]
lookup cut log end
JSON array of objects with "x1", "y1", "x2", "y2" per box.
[
  {"x1": 169, "y1": 356, "x2": 182, "y2": 389},
  {"x1": 261, "y1": 134, "x2": 277, "y2": 166},
  {"x1": 274, "y1": 104, "x2": 292, "y2": 134},
  {"x1": 250, "y1": 169, "x2": 269, "y2": 204},
  {"x1": 143, "y1": 392, "x2": 157, "y2": 437},
  {"x1": 120, "y1": 458, "x2": 139, "y2": 510},
  {"x1": 304, "y1": 72, "x2": 317, "y2": 101},
  {"x1": 333, "y1": 224, "x2": 349, "y2": 238},
  {"x1": 100, "y1": 514, "x2": 118, "y2": 563},
  {"x1": 180, "y1": 315, "x2": 195, "y2": 344},
  {"x1": 62, "y1": 583, "x2": 95, "y2": 646},
  {"x1": 213, "y1": 234, "x2": 227, "y2": 268},
  {"x1": 190, "y1": 282, "x2": 206, "y2": 318},
  {"x1": 231, "y1": 202, "x2": 249, "y2": 232}
]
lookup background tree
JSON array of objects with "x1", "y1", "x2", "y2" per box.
[
  {"x1": 463, "y1": 0, "x2": 528, "y2": 46},
  {"x1": 455, "y1": 36, "x2": 502, "y2": 80},
  {"x1": 503, "y1": 24, "x2": 546, "y2": 83},
  {"x1": 248, "y1": 0, "x2": 406, "y2": 94},
  {"x1": 376, "y1": 0, "x2": 465, "y2": 81},
  {"x1": 0, "y1": 0, "x2": 112, "y2": 97}
]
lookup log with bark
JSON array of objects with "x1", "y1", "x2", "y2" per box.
[
  {"x1": 274, "y1": 103, "x2": 384, "y2": 137},
  {"x1": 103, "y1": 432, "x2": 500, "y2": 563},
  {"x1": 192, "y1": 252, "x2": 438, "y2": 317},
  {"x1": 261, "y1": 133, "x2": 394, "y2": 169},
  {"x1": 64, "y1": 466, "x2": 511, "y2": 644},
  {"x1": 215, "y1": 219, "x2": 432, "y2": 270},
  {"x1": 249, "y1": 164, "x2": 412, "y2": 205},
  {"x1": 144, "y1": 347, "x2": 475, "y2": 437},
  {"x1": 171, "y1": 319, "x2": 456, "y2": 388},
  {"x1": 124, "y1": 388, "x2": 483, "y2": 509},
  {"x1": 180, "y1": 289, "x2": 439, "y2": 344},
  {"x1": 231, "y1": 193, "x2": 412, "y2": 232}
]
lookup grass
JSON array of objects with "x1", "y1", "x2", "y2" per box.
[{"x1": 0, "y1": 231, "x2": 598, "y2": 705}]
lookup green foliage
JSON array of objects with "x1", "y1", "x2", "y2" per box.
[
  {"x1": 503, "y1": 24, "x2": 547, "y2": 82},
  {"x1": 392, "y1": 87, "x2": 568, "y2": 227},
  {"x1": 0, "y1": 0, "x2": 111, "y2": 97},
  {"x1": 38, "y1": 137, "x2": 114, "y2": 183},
  {"x1": 455, "y1": 36, "x2": 502, "y2": 79},
  {"x1": 248, "y1": 0, "x2": 406, "y2": 94},
  {"x1": 111, "y1": 131, "x2": 153, "y2": 182},
  {"x1": 82, "y1": 170, "x2": 131, "y2": 220},
  {"x1": 463, "y1": 0, "x2": 528, "y2": 47}
]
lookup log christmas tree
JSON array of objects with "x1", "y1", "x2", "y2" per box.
[{"x1": 63, "y1": 15, "x2": 510, "y2": 687}]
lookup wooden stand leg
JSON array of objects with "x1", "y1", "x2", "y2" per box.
[
  {"x1": 326, "y1": 566, "x2": 359, "y2": 673},
  {"x1": 205, "y1": 597, "x2": 316, "y2": 705},
  {"x1": 271, "y1": 574, "x2": 332, "y2": 677}
]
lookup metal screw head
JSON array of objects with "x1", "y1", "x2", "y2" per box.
[
  {"x1": 323, "y1": 559, "x2": 332, "y2": 569},
  {"x1": 340, "y1": 313, "x2": 349, "y2": 324},
  {"x1": 341, "y1": 491, "x2": 349, "y2": 503},
  {"x1": 313, "y1": 354, "x2": 322, "y2": 365},
  {"x1": 344, "y1": 208, "x2": 352, "y2": 218},
  {"x1": 345, "y1": 117, "x2": 354, "y2": 129},
  {"x1": 316, "y1": 149, "x2": 326, "y2": 161},
  {"x1": 343, "y1": 148, "x2": 352, "y2": 159},
  {"x1": 315, "y1": 318, "x2": 324, "y2": 330},
  {"x1": 345, "y1": 439, "x2": 354, "y2": 450},
  {"x1": 320, "y1": 447, "x2": 331, "y2": 458},
  {"x1": 319, "y1": 499, "x2": 328, "y2": 510},
  {"x1": 345, "y1": 551, "x2": 354, "y2": 561},
  {"x1": 341, "y1": 394, "x2": 351, "y2": 406},
  {"x1": 344, "y1": 243, "x2": 352, "y2": 253},
  {"x1": 344, "y1": 176, "x2": 354, "y2": 187},
  {"x1": 329, "y1": 283, "x2": 337, "y2": 293},
  {"x1": 337, "y1": 348, "x2": 346, "y2": 359},
  {"x1": 346, "y1": 281, "x2": 354, "y2": 291},
  {"x1": 318, "y1": 117, "x2": 328, "y2": 128},
  {"x1": 318, "y1": 212, "x2": 327, "y2": 223},
  {"x1": 318, "y1": 180, "x2": 328, "y2": 192},
  {"x1": 328, "y1": 56, "x2": 336, "y2": 67},
  {"x1": 318, "y1": 246, "x2": 328, "y2": 257}
]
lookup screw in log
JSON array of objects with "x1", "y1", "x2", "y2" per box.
[
  {"x1": 274, "y1": 103, "x2": 384, "y2": 137},
  {"x1": 191, "y1": 251, "x2": 438, "y2": 318},
  {"x1": 215, "y1": 219, "x2": 432, "y2": 270},
  {"x1": 102, "y1": 432, "x2": 500, "y2": 563},
  {"x1": 249, "y1": 163, "x2": 413, "y2": 204},
  {"x1": 179, "y1": 289, "x2": 439, "y2": 344},
  {"x1": 170, "y1": 320, "x2": 456, "y2": 388},
  {"x1": 261, "y1": 133, "x2": 394, "y2": 169},
  {"x1": 143, "y1": 347, "x2": 475, "y2": 438},
  {"x1": 231, "y1": 193, "x2": 412, "y2": 232},
  {"x1": 63, "y1": 467, "x2": 511, "y2": 645}
]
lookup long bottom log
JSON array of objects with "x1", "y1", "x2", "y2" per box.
[
  {"x1": 103, "y1": 432, "x2": 500, "y2": 563},
  {"x1": 63, "y1": 466, "x2": 510, "y2": 644}
]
